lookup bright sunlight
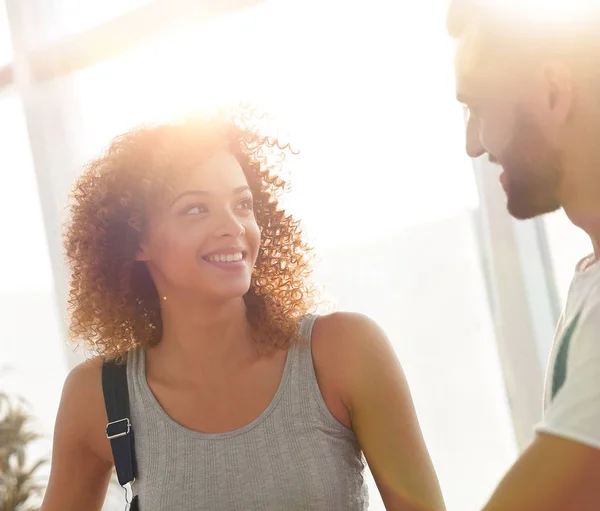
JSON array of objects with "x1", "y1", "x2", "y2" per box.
[
  {"x1": 481, "y1": 0, "x2": 600, "y2": 26},
  {"x1": 74, "y1": 0, "x2": 477, "y2": 247}
]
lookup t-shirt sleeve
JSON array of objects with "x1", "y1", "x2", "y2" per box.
[{"x1": 536, "y1": 296, "x2": 600, "y2": 450}]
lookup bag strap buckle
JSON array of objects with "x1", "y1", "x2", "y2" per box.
[{"x1": 106, "y1": 417, "x2": 131, "y2": 440}]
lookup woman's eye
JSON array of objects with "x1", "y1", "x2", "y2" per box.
[
  {"x1": 183, "y1": 204, "x2": 207, "y2": 215},
  {"x1": 236, "y1": 198, "x2": 254, "y2": 211}
]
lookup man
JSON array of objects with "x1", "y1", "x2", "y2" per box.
[{"x1": 448, "y1": 1, "x2": 600, "y2": 510}]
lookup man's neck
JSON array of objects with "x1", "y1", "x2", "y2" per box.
[
  {"x1": 561, "y1": 127, "x2": 600, "y2": 260},
  {"x1": 562, "y1": 203, "x2": 600, "y2": 263}
]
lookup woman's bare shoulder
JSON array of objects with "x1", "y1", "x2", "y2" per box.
[
  {"x1": 41, "y1": 356, "x2": 115, "y2": 509},
  {"x1": 309, "y1": 312, "x2": 391, "y2": 427},
  {"x1": 67, "y1": 355, "x2": 104, "y2": 383},
  {"x1": 58, "y1": 355, "x2": 113, "y2": 464},
  {"x1": 311, "y1": 311, "x2": 388, "y2": 366}
]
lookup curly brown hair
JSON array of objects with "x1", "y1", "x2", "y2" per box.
[{"x1": 64, "y1": 109, "x2": 315, "y2": 360}]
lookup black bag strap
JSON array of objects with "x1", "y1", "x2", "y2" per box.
[{"x1": 102, "y1": 357, "x2": 140, "y2": 510}]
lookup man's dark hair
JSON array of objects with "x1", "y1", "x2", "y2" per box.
[
  {"x1": 447, "y1": 0, "x2": 600, "y2": 48},
  {"x1": 446, "y1": 0, "x2": 480, "y2": 38},
  {"x1": 447, "y1": 0, "x2": 600, "y2": 105},
  {"x1": 446, "y1": 0, "x2": 515, "y2": 69}
]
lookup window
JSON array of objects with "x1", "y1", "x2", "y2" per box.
[
  {"x1": 544, "y1": 210, "x2": 593, "y2": 304},
  {"x1": 0, "y1": 94, "x2": 66, "y2": 481},
  {"x1": 0, "y1": 0, "x2": 13, "y2": 65},
  {"x1": 53, "y1": 0, "x2": 152, "y2": 36}
]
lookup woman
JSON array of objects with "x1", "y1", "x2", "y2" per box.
[{"x1": 41, "y1": 110, "x2": 445, "y2": 511}]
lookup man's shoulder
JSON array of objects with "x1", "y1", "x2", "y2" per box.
[
  {"x1": 561, "y1": 256, "x2": 600, "y2": 340},
  {"x1": 569, "y1": 254, "x2": 600, "y2": 308},
  {"x1": 544, "y1": 262, "x2": 600, "y2": 409},
  {"x1": 540, "y1": 265, "x2": 600, "y2": 450},
  {"x1": 575, "y1": 253, "x2": 598, "y2": 273}
]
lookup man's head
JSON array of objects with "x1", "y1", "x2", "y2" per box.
[{"x1": 448, "y1": 0, "x2": 600, "y2": 220}]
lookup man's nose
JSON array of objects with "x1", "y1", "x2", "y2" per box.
[{"x1": 465, "y1": 116, "x2": 486, "y2": 159}]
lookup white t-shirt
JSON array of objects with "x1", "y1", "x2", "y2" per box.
[{"x1": 536, "y1": 255, "x2": 600, "y2": 450}]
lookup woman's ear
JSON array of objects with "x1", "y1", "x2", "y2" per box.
[
  {"x1": 135, "y1": 239, "x2": 151, "y2": 262},
  {"x1": 130, "y1": 217, "x2": 151, "y2": 262}
]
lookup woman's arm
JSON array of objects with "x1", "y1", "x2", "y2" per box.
[
  {"x1": 41, "y1": 357, "x2": 114, "y2": 511},
  {"x1": 312, "y1": 312, "x2": 446, "y2": 511}
]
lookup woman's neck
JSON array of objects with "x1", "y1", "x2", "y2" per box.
[{"x1": 147, "y1": 295, "x2": 260, "y2": 387}]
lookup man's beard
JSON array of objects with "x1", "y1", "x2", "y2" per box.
[{"x1": 498, "y1": 110, "x2": 563, "y2": 220}]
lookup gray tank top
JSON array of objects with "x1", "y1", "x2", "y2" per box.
[{"x1": 126, "y1": 314, "x2": 369, "y2": 510}]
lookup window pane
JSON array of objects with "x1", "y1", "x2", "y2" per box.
[
  {"x1": 544, "y1": 210, "x2": 593, "y2": 304},
  {"x1": 53, "y1": 0, "x2": 152, "y2": 36},
  {"x1": 69, "y1": 1, "x2": 517, "y2": 509},
  {"x1": 0, "y1": 0, "x2": 13, "y2": 66},
  {"x1": 0, "y1": 95, "x2": 67, "y2": 490}
]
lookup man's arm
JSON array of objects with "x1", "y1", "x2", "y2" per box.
[
  {"x1": 484, "y1": 294, "x2": 600, "y2": 511},
  {"x1": 483, "y1": 433, "x2": 600, "y2": 511}
]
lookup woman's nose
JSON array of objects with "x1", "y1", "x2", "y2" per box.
[{"x1": 214, "y1": 211, "x2": 245, "y2": 238}]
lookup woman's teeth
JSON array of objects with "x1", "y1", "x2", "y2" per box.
[{"x1": 206, "y1": 252, "x2": 243, "y2": 263}]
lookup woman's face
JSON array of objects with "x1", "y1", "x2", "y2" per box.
[{"x1": 137, "y1": 152, "x2": 261, "y2": 302}]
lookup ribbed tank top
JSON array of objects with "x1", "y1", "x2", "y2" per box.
[{"x1": 126, "y1": 314, "x2": 369, "y2": 510}]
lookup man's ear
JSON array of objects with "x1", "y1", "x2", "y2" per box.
[{"x1": 540, "y1": 60, "x2": 573, "y2": 124}]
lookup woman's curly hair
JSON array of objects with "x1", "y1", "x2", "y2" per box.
[{"x1": 64, "y1": 108, "x2": 315, "y2": 360}]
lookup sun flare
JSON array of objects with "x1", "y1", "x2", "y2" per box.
[{"x1": 482, "y1": 0, "x2": 600, "y2": 27}]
